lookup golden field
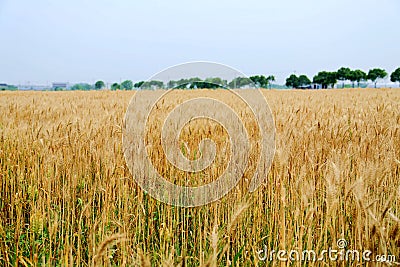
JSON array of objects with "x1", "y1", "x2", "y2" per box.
[{"x1": 0, "y1": 89, "x2": 399, "y2": 266}]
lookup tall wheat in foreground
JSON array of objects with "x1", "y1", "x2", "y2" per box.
[{"x1": 0, "y1": 89, "x2": 399, "y2": 266}]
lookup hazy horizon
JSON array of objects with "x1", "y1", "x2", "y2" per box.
[{"x1": 1, "y1": 0, "x2": 399, "y2": 85}]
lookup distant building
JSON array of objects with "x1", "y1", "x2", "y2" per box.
[
  {"x1": 1, "y1": 84, "x2": 19, "y2": 90},
  {"x1": 19, "y1": 85, "x2": 50, "y2": 91},
  {"x1": 0, "y1": 83, "x2": 8, "y2": 90},
  {"x1": 52, "y1": 82, "x2": 69, "y2": 90},
  {"x1": 298, "y1": 85, "x2": 313, "y2": 89},
  {"x1": 312, "y1": 83, "x2": 322, "y2": 89}
]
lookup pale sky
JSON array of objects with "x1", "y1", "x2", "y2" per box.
[{"x1": 0, "y1": 0, "x2": 399, "y2": 85}]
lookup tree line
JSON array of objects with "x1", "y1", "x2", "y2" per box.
[
  {"x1": 94, "y1": 67, "x2": 399, "y2": 90},
  {"x1": 90, "y1": 75, "x2": 277, "y2": 90},
  {"x1": 46, "y1": 67, "x2": 400, "y2": 91},
  {"x1": 286, "y1": 67, "x2": 400, "y2": 89}
]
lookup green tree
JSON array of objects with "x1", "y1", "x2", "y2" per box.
[
  {"x1": 174, "y1": 78, "x2": 194, "y2": 89},
  {"x1": 71, "y1": 83, "x2": 92, "y2": 90},
  {"x1": 190, "y1": 81, "x2": 217, "y2": 89},
  {"x1": 150, "y1": 80, "x2": 164, "y2": 89},
  {"x1": 171, "y1": 78, "x2": 198, "y2": 89},
  {"x1": 298, "y1": 75, "x2": 312, "y2": 87},
  {"x1": 134, "y1": 81, "x2": 145, "y2": 88},
  {"x1": 204, "y1": 77, "x2": 228, "y2": 88},
  {"x1": 249, "y1": 75, "x2": 275, "y2": 88},
  {"x1": 142, "y1": 80, "x2": 164, "y2": 89},
  {"x1": 171, "y1": 77, "x2": 224, "y2": 89},
  {"x1": 285, "y1": 74, "x2": 299, "y2": 88},
  {"x1": 286, "y1": 74, "x2": 311, "y2": 89},
  {"x1": 337, "y1": 67, "x2": 352, "y2": 88},
  {"x1": 228, "y1": 77, "x2": 253, "y2": 88},
  {"x1": 313, "y1": 71, "x2": 337, "y2": 89},
  {"x1": 349, "y1": 69, "x2": 367, "y2": 88},
  {"x1": 267, "y1": 75, "x2": 275, "y2": 89},
  {"x1": 367, "y1": 68, "x2": 387, "y2": 88},
  {"x1": 95, "y1": 80, "x2": 105, "y2": 90},
  {"x1": 121, "y1": 80, "x2": 133, "y2": 90},
  {"x1": 167, "y1": 80, "x2": 177, "y2": 88},
  {"x1": 71, "y1": 84, "x2": 79, "y2": 90},
  {"x1": 111, "y1": 83, "x2": 120, "y2": 90},
  {"x1": 250, "y1": 75, "x2": 268, "y2": 88},
  {"x1": 390, "y1": 67, "x2": 400, "y2": 87}
]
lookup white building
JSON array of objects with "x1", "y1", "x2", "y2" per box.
[{"x1": 52, "y1": 82, "x2": 70, "y2": 90}]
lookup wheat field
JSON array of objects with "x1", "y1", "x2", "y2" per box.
[{"x1": 0, "y1": 89, "x2": 399, "y2": 266}]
